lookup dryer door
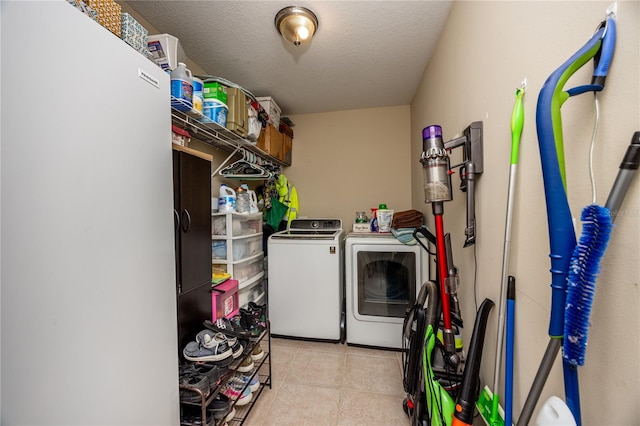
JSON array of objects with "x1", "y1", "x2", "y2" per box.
[{"x1": 351, "y1": 246, "x2": 419, "y2": 323}]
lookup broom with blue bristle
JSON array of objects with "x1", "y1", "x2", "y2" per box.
[
  {"x1": 564, "y1": 129, "x2": 640, "y2": 366},
  {"x1": 562, "y1": 91, "x2": 613, "y2": 368}
]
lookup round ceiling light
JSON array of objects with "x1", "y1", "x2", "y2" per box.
[{"x1": 275, "y1": 6, "x2": 318, "y2": 47}]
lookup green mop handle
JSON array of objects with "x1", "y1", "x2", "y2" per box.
[{"x1": 490, "y1": 82, "x2": 526, "y2": 426}]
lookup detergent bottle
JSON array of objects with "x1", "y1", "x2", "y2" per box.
[
  {"x1": 218, "y1": 184, "x2": 236, "y2": 213},
  {"x1": 170, "y1": 62, "x2": 193, "y2": 111},
  {"x1": 248, "y1": 189, "x2": 259, "y2": 214}
]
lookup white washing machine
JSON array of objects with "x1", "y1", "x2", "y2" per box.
[
  {"x1": 345, "y1": 233, "x2": 430, "y2": 349},
  {"x1": 267, "y1": 219, "x2": 344, "y2": 342}
]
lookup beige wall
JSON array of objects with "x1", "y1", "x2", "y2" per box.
[
  {"x1": 286, "y1": 106, "x2": 412, "y2": 227},
  {"x1": 411, "y1": 1, "x2": 639, "y2": 424},
  {"x1": 126, "y1": 1, "x2": 638, "y2": 422}
]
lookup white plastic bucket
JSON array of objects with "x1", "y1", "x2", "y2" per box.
[{"x1": 203, "y1": 98, "x2": 228, "y2": 127}]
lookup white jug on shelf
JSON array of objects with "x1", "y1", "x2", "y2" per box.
[
  {"x1": 218, "y1": 184, "x2": 236, "y2": 213},
  {"x1": 248, "y1": 189, "x2": 259, "y2": 214}
]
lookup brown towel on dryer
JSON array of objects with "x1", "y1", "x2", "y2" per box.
[{"x1": 391, "y1": 209, "x2": 424, "y2": 229}]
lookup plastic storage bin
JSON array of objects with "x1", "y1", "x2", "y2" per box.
[
  {"x1": 232, "y1": 234, "x2": 262, "y2": 261},
  {"x1": 234, "y1": 256, "x2": 264, "y2": 284},
  {"x1": 147, "y1": 33, "x2": 186, "y2": 71},
  {"x1": 256, "y1": 96, "x2": 281, "y2": 128},
  {"x1": 212, "y1": 279, "x2": 239, "y2": 320}
]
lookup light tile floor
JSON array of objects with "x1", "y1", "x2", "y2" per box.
[{"x1": 243, "y1": 337, "x2": 411, "y2": 426}]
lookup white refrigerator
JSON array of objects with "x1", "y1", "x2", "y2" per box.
[{"x1": 1, "y1": 1, "x2": 179, "y2": 424}]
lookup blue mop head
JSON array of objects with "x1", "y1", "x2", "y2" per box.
[{"x1": 563, "y1": 204, "x2": 613, "y2": 366}]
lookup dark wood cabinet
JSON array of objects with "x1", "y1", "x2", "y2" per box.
[{"x1": 173, "y1": 146, "x2": 212, "y2": 355}]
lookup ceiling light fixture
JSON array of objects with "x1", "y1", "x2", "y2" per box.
[{"x1": 275, "y1": 6, "x2": 318, "y2": 47}]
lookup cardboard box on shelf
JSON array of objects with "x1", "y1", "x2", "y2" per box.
[
  {"x1": 282, "y1": 133, "x2": 292, "y2": 166},
  {"x1": 121, "y1": 13, "x2": 148, "y2": 55},
  {"x1": 257, "y1": 123, "x2": 283, "y2": 161},
  {"x1": 85, "y1": 0, "x2": 121, "y2": 37}
]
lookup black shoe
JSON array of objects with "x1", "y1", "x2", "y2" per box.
[
  {"x1": 203, "y1": 317, "x2": 252, "y2": 339},
  {"x1": 207, "y1": 394, "x2": 231, "y2": 420},
  {"x1": 179, "y1": 364, "x2": 210, "y2": 403}
]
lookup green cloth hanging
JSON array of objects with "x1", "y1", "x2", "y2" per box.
[{"x1": 264, "y1": 196, "x2": 288, "y2": 230}]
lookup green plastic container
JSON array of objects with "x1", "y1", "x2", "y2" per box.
[{"x1": 203, "y1": 81, "x2": 227, "y2": 105}]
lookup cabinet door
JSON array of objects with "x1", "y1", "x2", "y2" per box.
[
  {"x1": 174, "y1": 151, "x2": 212, "y2": 293},
  {"x1": 177, "y1": 281, "x2": 212, "y2": 356}
]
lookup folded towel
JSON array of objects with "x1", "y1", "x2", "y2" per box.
[
  {"x1": 391, "y1": 228, "x2": 419, "y2": 245},
  {"x1": 392, "y1": 209, "x2": 424, "y2": 229}
]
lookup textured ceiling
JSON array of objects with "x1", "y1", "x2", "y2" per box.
[{"x1": 126, "y1": 1, "x2": 453, "y2": 116}]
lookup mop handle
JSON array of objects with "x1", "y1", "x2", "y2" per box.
[
  {"x1": 606, "y1": 131, "x2": 640, "y2": 217},
  {"x1": 492, "y1": 82, "x2": 526, "y2": 399},
  {"x1": 505, "y1": 277, "x2": 516, "y2": 426}
]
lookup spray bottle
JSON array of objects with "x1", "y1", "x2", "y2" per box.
[{"x1": 370, "y1": 208, "x2": 378, "y2": 232}]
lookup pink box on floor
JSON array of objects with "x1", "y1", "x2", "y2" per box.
[{"x1": 212, "y1": 279, "x2": 239, "y2": 320}]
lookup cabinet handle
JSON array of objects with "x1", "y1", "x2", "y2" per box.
[
  {"x1": 174, "y1": 209, "x2": 180, "y2": 232},
  {"x1": 181, "y1": 209, "x2": 191, "y2": 232}
]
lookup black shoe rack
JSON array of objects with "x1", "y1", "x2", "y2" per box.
[{"x1": 179, "y1": 323, "x2": 272, "y2": 425}]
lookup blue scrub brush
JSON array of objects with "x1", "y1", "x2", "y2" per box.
[
  {"x1": 563, "y1": 203, "x2": 612, "y2": 366},
  {"x1": 562, "y1": 88, "x2": 614, "y2": 366}
]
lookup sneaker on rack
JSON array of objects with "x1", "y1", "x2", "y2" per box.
[
  {"x1": 183, "y1": 333, "x2": 233, "y2": 363},
  {"x1": 203, "y1": 317, "x2": 251, "y2": 339},
  {"x1": 206, "y1": 393, "x2": 231, "y2": 420},
  {"x1": 201, "y1": 328, "x2": 243, "y2": 359},
  {"x1": 196, "y1": 328, "x2": 237, "y2": 348},
  {"x1": 251, "y1": 343, "x2": 265, "y2": 361},
  {"x1": 239, "y1": 308, "x2": 263, "y2": 338},
  {"x1": 230, "y1": 339, "x2": 244, "y2": 359},
  {"x1": 179, "y1": 364, "x2": 210, "y2": 403},
  {"x1": 248, "y1": 301, "x2": 267, "y2": 327},
  {"x1": 225, "y1": 407, "x2": 236, "y2": 423},
  {"x1": 181, "y1": 404, "x2": 215, "y2": 426},
  {"x1": 231, "y1": 371, "x2": 260, "y2": 393},
  {"x1": 220, "y1": 380, "x2": 252, "y2": 406},
  {"x1": 192, "y1": 362, "x2": 223, "y2": 390},
  {"x1": 237, "y1": 355, "x2": 255, "y2": 373}
]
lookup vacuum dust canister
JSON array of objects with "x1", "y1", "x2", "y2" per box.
[{"x1": 420, "y1": 125, "x2": 452, "y2": 203}]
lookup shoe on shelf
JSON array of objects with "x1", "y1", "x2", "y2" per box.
[
  {"x1": 179, "y1": 365, "x2": 210, "y2": 403},
  {"x1": 225, "y1": 407, "x2": 236, "y2": 423},
  {"x1": 196, "y1": 328, "x2": 237, "y2": 347},
  {"x1": 248, "y1": 301, "x2": 267, "y2": 326},
  {"x1": 239, "y1": 308, "x2": 263, "y2": 338},
  {"x1": 220, "y1": 380, "x2": 252, "y2": 406},
  {"x1": 251, "y1": 343, "x2": 265, "y2": 361},
  {"x1": 183, "y1": 332, "x2": 233, "y2": 363},
  {"x1": 181, "y1": 404, "x2": 215, "y2": 426},
  {"x1": 232, "y1": 371, "x2": 260, "y2": 393},
  {"x1": 231, "y1": 339, "x2": 244, "y2": 359},
  {"x1": 206, "y1": 393, "x2": 231, "y2": 420},
  {"x1": 203, "y1": 317, "x2": 251, "y2": 339},
  {"x1": 237, "y1": 355, "x2": 255, "y2": 373},
  {"x1": 192, "y1": 362, "x2": 223, "y2": 390}
]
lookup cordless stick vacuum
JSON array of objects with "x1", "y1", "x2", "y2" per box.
[
  {"x1": 421, "y1": 125, "x2": 461, "y2": 370},
  {"x1": 420, "y1": 123, "x2": 484, "y2": 371}
]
